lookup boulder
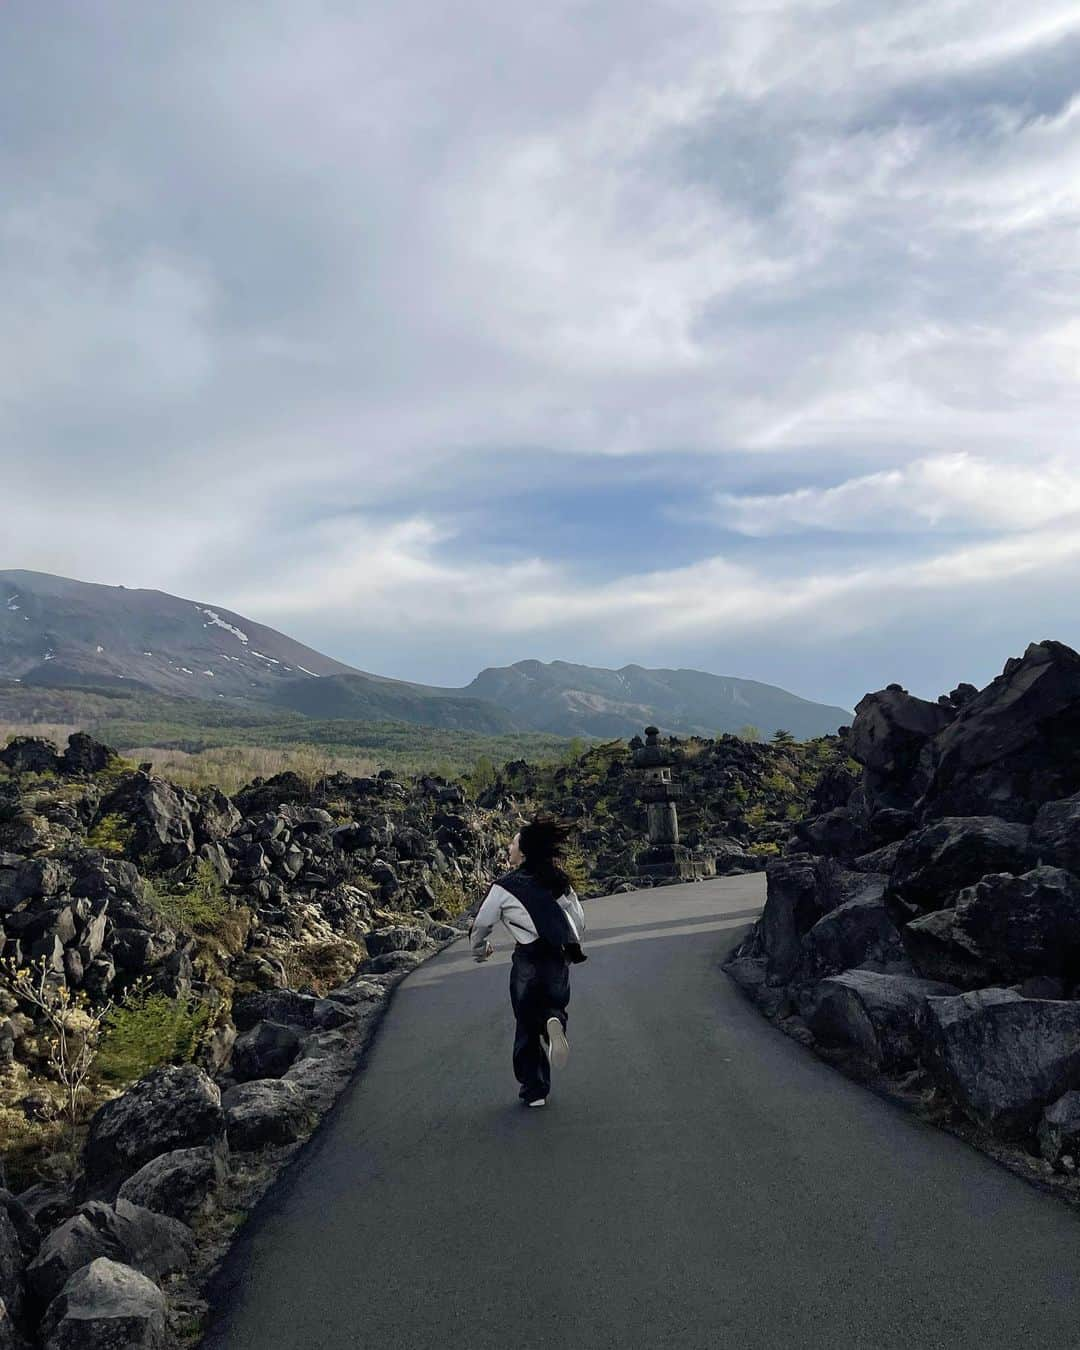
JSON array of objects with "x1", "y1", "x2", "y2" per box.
[
  {"x1": 848, "y1": 687, "x2": 953, "y2": 811},
  {"x1": 795, "y1": 882, "x2": 907, "y2": 984},
  {"x1": 230, "y1": 1020, "x2": 301, "y2": 1082},
  {"x1": 903, "y1": 866, "x2": 1080, "y2": 989},
  {"x1": 39, "y1": 1258, "x2": 166, "y2": 1350},
  {"x1": 851, "y1": 840, "x2": 903, "y2": 874},
  {"x1": 916, "y1": 640, "x2": 1080, "y2": 823},
  {"x1": 713, "y1": 841, "x2": 760, "y2": 875},
  {"x1": 1038, "y1": 1090, "x2": 1080, "y2": 1167},
  {"x1": 27, "y1": 1200, "x2": 193, "y2": 1305},
  {"x1": 755, "y1": 856, "x2": 841, "y2": 983},
  {"x1": 231, "y1": 990, "x2": 349, "y2": 1034},
  {"x1": 868, "y1": 808, "x2": 915, "y2": 844},
  {"x1": 359, "y1": 950, "x2": 426, "y2": 976},
  {"x1": 0, "y1": 1212, "x2": 25, "y2": 1327},
  {"x1": 82, "y1": 1065, "x2": 223, "y2": 1192},
  {"x1": 0, "y1": 738, "x2": 61, "y2": 776},
  {"x1": 0, "y1": 1194, "x2": 40, "y2": 1266},
  {"x1": 802, "y1": 970, "x2": 958, "y2": 1069},
  {"x1": 364, "y1": 926, "x2": 428, "y2": 958},
  {"x1": 791, "y1": 807, "x2": 870, "y2": 859},
  {"x1": 1030, "y1": 792, "x2": 1080, "y2": 874},
  {"x1": 15, "y1": 1186, "x2": 68, "y2": 1236},
  {"x1": 117, "y1": 1147, "x2": 225, "y2": 1224},
  {"x1": 884, "y1": 816, "x2": 1031, "y2": 922},
  {"x1": 96, "y1": 773, "x2": 198, "y2": 867},
  {"x1": 192, "y1": 787, "x2": 242, "y2": 845},
  {"x1": 917, "y1": 988, "x2": 1080, "y2": 1138},
  {"x1": 59, "y1": 734, "x2": 113, "y2": 777},
  {"x1": 222, "y1": 1079, "x2": 312, "y2": 1150}
]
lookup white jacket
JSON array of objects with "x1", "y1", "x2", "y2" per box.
[{"x1": 470, "y1": 882, "x2": 586, "y2": 957}]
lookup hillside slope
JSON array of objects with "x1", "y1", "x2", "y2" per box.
[
  {"x1": 465, "y1": 659, "x2": 853, "y2": 739},
  {"x1": 2, "y1": 570, "x2": 852, "y2": 739}
]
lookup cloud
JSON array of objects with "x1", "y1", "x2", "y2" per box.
[
  {"x1": 713, "y1": 452, "x2": 1080, "y2": 535},
  {"x1": 2, "y1": 0, "x2": 1080, "y2": 700}
]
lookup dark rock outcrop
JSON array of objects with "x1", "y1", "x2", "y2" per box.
[
  {"x1": 802, "y1": 970, "x2": 959, "y2": 1070},
  {"x1": 794, "y1": 882, "x2": 906, "y2": 984},
  {"x1": 917, "y1": 988, "x2": 1080, "y2": 1139},
  {"x1": 116, "y1": 1147, "x2": 225, "y2": 1224},
  {"x1": 883, "y1": 816, "x2": 1031, "y2": 922},
  {"x1": 915, "y1": 641, "x2": 1080, "y2": 823},
  {"x1": 82, "y1": 1066, "x2": 223, "y2": 1193},
  {"x1": 1038, "y1": 1090, "x2": 1080, "y2": 1168},
  {"x1": 39, "y1": 1257, "x2": 166, "y2": 1350},
  {"x1": 26, "y1": 1200, "x2": 193, "y2": 1306},
  {"x1": 229, "y1": 1020, "x2": 302, "y2": 1082},
  {"x1": 1030, "y1": 792, "x2": 1080, "y2": 874},
  {"x1": 221, "y1": 1079, "x2": 312, "y2": 1150},
  {"x1": 902, "y1": 866, "x2": 1080, "y2": 989},
  {"x1": 848, "y1": 687, "x2": 953, "y2": 812}
]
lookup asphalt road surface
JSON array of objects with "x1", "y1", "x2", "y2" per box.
[{"x1": 203, "y1": 875, "x2": 1080, "y2": 1349}]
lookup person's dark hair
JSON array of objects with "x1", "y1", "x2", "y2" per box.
[{"x1": 516, "y1": 812, "x2": 576, "y2": 897}]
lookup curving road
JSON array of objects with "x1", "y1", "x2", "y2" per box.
[{"x1": 203, "y1": 875, "x2": 1080, "y2": 1349}]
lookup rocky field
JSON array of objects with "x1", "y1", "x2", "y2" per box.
[
  {"x1": 725, "y1": 638, "x2": 1080, "y2": 1201},
  {"x1": 0, "y1": 722, "x2": 842, "y2": 1347}
]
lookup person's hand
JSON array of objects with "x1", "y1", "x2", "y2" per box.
[{"x1": 473, "y1": 941, "x2": 494, "y2": 962}]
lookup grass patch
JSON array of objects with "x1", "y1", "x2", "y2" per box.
[{"x1": 141, "y1": 858, "x2": 230, "y2": 935}]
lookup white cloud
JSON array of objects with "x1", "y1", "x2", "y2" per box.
[
  {"x1": 3, "y1": 0, "x2": 1080, "y2": 693},
  {"x1": 221, "y1": 499, "x2": 1080, "y2": 650},
  {"x1": 714, "y1": 452, "x2": 1080, "y2": 535}
]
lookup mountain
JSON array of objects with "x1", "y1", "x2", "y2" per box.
[
  {"x1": 1, "y1": 568, "x2": 356, "y2": 701},
  {"x1": 0, "y1": 570, "x2": 853, "y2": 738},
  {"x1": 462, "y1": 659, "x2": 853, "y2": 740}
]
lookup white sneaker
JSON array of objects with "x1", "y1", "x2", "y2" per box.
[
  {"x1": 545, "y1": 1016, "x2": 569, "y2": 1070},
  {"x1": 527, "y1": 1097, "x2": 546, "y2": 1107}
]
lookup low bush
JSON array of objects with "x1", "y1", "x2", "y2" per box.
[
  {"x1": 96, "y1": 984, "x2": 213, "y2": 1084},
  {"x1": 86, "y1": 812, "x2": 135, "y2": 855},
  {"x1": 142, "y1": 857, "x2": 230, "y2": 934}
]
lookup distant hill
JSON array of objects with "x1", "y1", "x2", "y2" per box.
[
  {"x1": 463, "y1": 659, "x2": 853, "y2": 740},
  {"x1": 1, "y1": 570, "x2": 852, "y2": 738}
]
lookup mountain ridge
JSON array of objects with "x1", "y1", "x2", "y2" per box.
[{"x1": 1, "y1": 569, "x2": 853, "y2": 738}]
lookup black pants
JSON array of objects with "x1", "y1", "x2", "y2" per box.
[{"x1": 510, "y1": 940, "x2": 570, "y2": 1101}]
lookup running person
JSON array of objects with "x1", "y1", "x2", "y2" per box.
[{"x1": 470, "y1": 813, "x2": 587, "y2": 1107}]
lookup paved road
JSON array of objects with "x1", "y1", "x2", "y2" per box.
[{"x1": 203, "y1": 876, "x2": 1080, "y2": 1349}]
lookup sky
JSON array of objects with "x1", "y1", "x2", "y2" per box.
[{"x1": 3, "y1": 0, "x2": 1080, "y2": 714}]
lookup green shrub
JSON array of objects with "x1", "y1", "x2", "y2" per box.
[
  {"x1": 86, "y1": 813, "x2": 134, "y2": 856},
  {"x1": 462, "y1": 755, "x2": 496, "y2": 797},
  {"x1": 427, "y1": 872, "x2": 471, "y2": 918},
  {"x1": 96, "y1": 986, "x2": 212, "y2": 1083},
  {"x1": 142, "y1": 858, "x2": 229, "y2": 934},
  {"x1": 97, "y1": 753, "x2": 138, "y2": 779}
]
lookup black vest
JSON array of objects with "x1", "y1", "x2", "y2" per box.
[{"x1": 495, "y1": 867, "x2": 576, "y2": 953}]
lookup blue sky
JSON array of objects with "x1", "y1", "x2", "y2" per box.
[{"x1": 3, "y1": 1, "x2": 1080, "y2": 712}]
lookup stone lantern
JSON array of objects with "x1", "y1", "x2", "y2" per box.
[{"x1": 631, "y1": 726, "x2": 714, "y2": 882}]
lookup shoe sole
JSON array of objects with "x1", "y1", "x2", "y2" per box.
[
  {"x1": 545, "y1": 1017, "x2": 569, "y2": 1070},
  {"x1": 527, "y1": 1098, "x2": 546, "y2": 1107}
]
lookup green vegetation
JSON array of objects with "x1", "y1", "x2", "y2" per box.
[
  {"x1": 86, "y1": 812, "x2": 135, "y2": 856},
  {"x1": 427, "y1": 872, "x2": 473, "y2": 918},
  {"x1": 461, "y1": 754, "x2": 497, "y2": 798},
  {"x1": 96, "y1": 984, "x2": 213, "y2": 1083},
  {"x1": 142, "y1": 858, "x2": 230, "y2": 934},
  {"x1": 1, "y1": 688, "x2": 597, "y2": 790}
]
